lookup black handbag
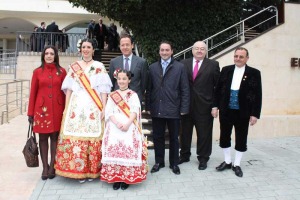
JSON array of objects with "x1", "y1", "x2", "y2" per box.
[{"x1": 22, "y1": 123, "x2": 39, "y2": 167}]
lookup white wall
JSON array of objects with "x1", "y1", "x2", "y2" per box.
[{"x1": 214, "y1": 3, "x2": 300, "y2": 138}]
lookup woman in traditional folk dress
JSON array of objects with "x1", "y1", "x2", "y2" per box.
[
  {"x1": 55, "y1": 38, "x2": 112, "y2": 183},
  {"x1": 28, "y1": 45, "x2": 67, "y2": 180},
  {"x1": 101, "y1": 70, "x2": 148, "y2": 190}
]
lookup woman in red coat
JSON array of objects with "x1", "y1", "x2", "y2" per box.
[{"x1": 27, "y1": 45, "x2": 66, "y2": 180}]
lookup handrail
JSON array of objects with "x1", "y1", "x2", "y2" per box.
[
  {"x1": 0, "y1": 51, "x2": 17, "y2": 78},
  {"x1": 0, "y1": 79, "x2": 30, "y2": 124},
  {"x1": 16, "y1": 32, "x2": 86, "y2": 54},
  {"x1": 174, "y1": 5, "x2": 278, "y2": 59}
]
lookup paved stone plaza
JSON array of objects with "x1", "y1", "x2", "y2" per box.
[{"x1": 1, "y1": 115, "x2": 300, "y2": 200}]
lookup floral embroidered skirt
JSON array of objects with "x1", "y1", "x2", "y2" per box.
[
  {"x1": 100, "y1": 140, "x2": 148, "y2": 184},
  {"x1": 55, "y1": 136, "x2": 102, "y2": 179}
]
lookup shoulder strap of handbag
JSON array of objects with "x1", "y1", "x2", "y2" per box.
[
  {"x1": 110, "y1": 91, "x2": 142, "y2": 134},
  {"x1": 70, "y1": 61, "x2": 103, "y2": 111},
  {"x1": 27, "y1": 123, "x2": 36, "y2": 141}
]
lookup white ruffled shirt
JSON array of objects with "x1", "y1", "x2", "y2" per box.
[
  {"x1": 62, "y1": 61, "x2": 112, "y2": 96},
  {"x1": 231, "y1": 65, "x2": 245, "y2": 90}
]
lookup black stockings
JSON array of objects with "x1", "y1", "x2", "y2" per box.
[
  {"x1": 39, "y1": 132, "x2": 59, "y2": 176},
  {"x1": 49, "y1": 132, "x2": 59, "y2": 174}
]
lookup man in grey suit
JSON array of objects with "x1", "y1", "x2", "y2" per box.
[{"x1": 109, "y1": 34, "x2": 148, "y2": 102}]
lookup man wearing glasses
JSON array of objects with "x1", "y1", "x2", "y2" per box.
[
  {"x1": 213, "y1": 47, "x2": 262, "y2": 177},
  {"x1": 179, "y1": 41, "x2": 220, "y2": 171}
]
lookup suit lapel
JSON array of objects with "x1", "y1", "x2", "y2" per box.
[
  {"x1": 239, "y1": 65, "x2": 249, "y2": 90},
  {"x1": 188, "y1": 58, "x2": 193, "y2": 79},
  {"x1": 227, "y1": 65, "x2": 235, "y2": 89},
  {"x1": 117, "y1": 56, "x2": 123, "y2": 70},
  {"x1": 197, "y1": 58, "x2": 207, "y2": 77},
  {"x1": 130, "y1": 55, "x2": 137, "y2": 72}
]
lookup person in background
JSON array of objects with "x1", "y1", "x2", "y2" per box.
[
  {"x1": 87, "y1": 19, "x2": 95, "y2": 39},
  {"x1": 94, "y1": 17, "x2": 108, "y2": 50},
  {"x1": 45, "y1": 20, "x2": 59, "y2": 47},
  {"x1": 36, "y1": 22, "x2": 46, "y2": 52},
  {"x1": 55, "y1": 38, "x2": 112, "y2": 183},
  {"x1": 59, "y1": 28, "x2": 69, "y2": 52},
  {"x1": 27, "y1": 45, "x2": 67, "y2": 180},
  {"x1": 107, "y1": 23, "x2": 119, "y2": 52},
  {"x1": 179, "y1": 41, "x2": 220, "y2": 170},
  {"x1": 146, "y1": 41, "x2": 190, "y2": 175},
  {"x1": 30, "y1": 26, "x2": 38, "y2": 52},
  {"x1": 101, "y1": 70, "x2": 147, "y2": 190},
  {"x1": 213, "y1": 47, "x2": 262, "y2": 177}
]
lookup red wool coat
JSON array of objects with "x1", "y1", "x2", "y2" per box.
[{"x1": 27, "y1": 63, "x2": 67, "y2": 133}]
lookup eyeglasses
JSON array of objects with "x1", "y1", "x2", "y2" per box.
[{"x1": 193, "y1": 47, "x2": 206, "y2": 51}]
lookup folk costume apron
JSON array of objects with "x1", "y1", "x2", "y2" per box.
[
  {"x1": 55, "y1": 61, "x2": 106, "y2": 179},
  {"x1": 101, "y1": 90, "x2": 148, "y2": 184}
]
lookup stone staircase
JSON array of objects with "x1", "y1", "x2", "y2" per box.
[
  {"x1": 93, "y1": 50, "x2": 122, "y2": 70},
  {"x1": 244, "y1": 24, "x2": 261, "y2": 41},
  {"x1": 141, "y1": 111, "x2": 171, "y2": 149}
]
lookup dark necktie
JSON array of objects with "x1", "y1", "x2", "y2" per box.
[{"x1": 124, "y1": 57, "x2": 129, "y2": 71}]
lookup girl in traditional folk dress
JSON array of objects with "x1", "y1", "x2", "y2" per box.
[
  {"x1": 55, "y1": 38, "x2": 112, "y2": 183},
  {"x1": 28, "y1": 45, "x2": 67, "y2": 180},
  {"x1": 101, "y1": 70, "x2": 148, "y2": 190}
]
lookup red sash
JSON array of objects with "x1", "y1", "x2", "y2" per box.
[
  {"x1": 70, "y1": 62, "x2": 103, "y2": 111},
  {"x1": 110, "y1": 91, "x2": 142, "y2": 134}
]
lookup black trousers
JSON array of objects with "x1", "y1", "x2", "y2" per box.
[
  {"x1": 180, "y1": 114, "x2": 213, "y2": 162},
  {"x1": 152, "y1": 117, "x2": 180, "y2": 167},
  {"x1": 96, "y1": 36, "x2": 105, "y2": 49},
  {"x1": 219, "y1": 109, "x2": 250, "y2": 152}
]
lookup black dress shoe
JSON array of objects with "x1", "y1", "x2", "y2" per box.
[
  {"x1": 169, "y1": 165, "x2": 180, "y2": 175},
  {"x1": 178, "y1": 158, "x2": 190, "y2": 165},
  {"x1": 232, "y1": 166, "x2": 243, "y2": 177},
  {"x1": 48, "y1": 168, "x2": 56, "y2": 179},
  {"x1": 198, "y1": 161, "x2": 207, "y2": 170},
  {"x1": 41, "y1": 174, "x2": 48, "y2": 180},
  {"x1": 113, "y1": 182, "x2": 121, "y2": 190},
  {"x1": 216, "y1": 161, "x2": 232, "y2": 171},
  {"x1": 150, "y1": 163, "x2": 165, "y2": 173},
  {"x1": 121, "y1": 182, "x2": 129, "y2": 190}
]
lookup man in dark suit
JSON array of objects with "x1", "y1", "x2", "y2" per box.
[
  {"x1": 179, "y1": 41, "x2": 220, "y2": 170},
  {"x1": 146, "y1": 41, "x2": 190, "y2": 175},
  {"x1": 109, "y1": 34, "x2": 148, "y2": 102},
  {"x1": 213, "y1": 47, "x2": 262, "y2": 177},
  {"x1": 94, "y1": 18, "x2": 108, "y2": 50},
  {"x1": 36, "y1": 22, "x2": 46, "y2": 52},
  {"x1": 87, "y1": 19, "x2": 95, "y2": 39},
  {"x1": 45, "y1": 20, "x2": 59, "y2": 47}
]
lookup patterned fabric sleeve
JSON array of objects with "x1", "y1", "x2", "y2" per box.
[
  {"x1": 128, "y1": 92, "x2": 141, "y2": 115},
  {"x1": 90, "y1": 61, "x2": 112, "y2": 94},
  {"x1": 61, "y1": 73, "x2": 80, "y2": 94},
  {"x1": 104, "y1": 95, "x2": 114, "y2": 121}
]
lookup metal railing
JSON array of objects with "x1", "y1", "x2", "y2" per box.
[
  {"x1": 0, "y1": 80, "x2": 30, "y2": 124},
  {"x1": 174, "y1": 5, "x2": 278, "y2": 60},
  {"x1": 16, "y1": 32, "x2": 86, "y2": 54},
  {"x1": 0, "y1": 50, "x2": 17, "y2": 76}
]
